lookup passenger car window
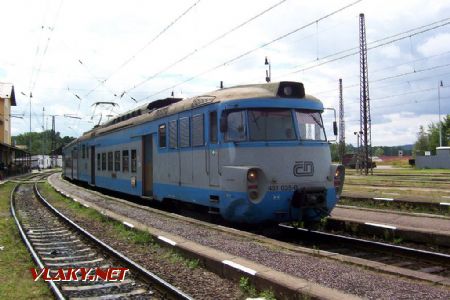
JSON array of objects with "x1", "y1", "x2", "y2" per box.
[
  {"x1": 192, "y1": 114, "x2": 204, "y2": 147},
  {"x1": 209, "y1": 111, "x2": 218, "y2": 144},
  {"x1": 114, "y1": 151, "x2": 120, "y2": 171},
  {"x1": 169, "y1": 120, "x2": 178, "y2": 149},
  {"x1": 180, "y1": 117, "x2": 190, "y2": 147},
  {"x1": 131, "y1": 150, "x2": 137, "y2": 173},
  {"x1": 122, "y1": 150, "x2": 129, "y2": 172},
  {"x1": 97, "y1": 153, "x2": 100, "y2": 171},
  {"x1": 101, "y1": 153, "x2": 106, "y2": 170},
  {"x1": 108, "y1": 152, "x2": 113, "y2": 171},
  {"x1": 225, "y1": 110, "x2": 246, "y2": 142},
  {"x1": 159, "y1": 124, "x2": 166, "y2": 148}
]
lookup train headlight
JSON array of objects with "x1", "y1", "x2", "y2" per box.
[
  {"x1": 247, "y1": 169, "x2": 257, "y2": 183},
  {"x1": 247, "y1": 168, "x2": 261, "y2": 203},
  {"x1": 335, "y1": 168, "x2": 341, "y2": 178}
]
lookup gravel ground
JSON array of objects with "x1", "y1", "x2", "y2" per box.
[
  {"x1": 14, "y1": 185, "x2": 155, "y2": 299},
  {"x1": 40, "y1": 183, "x2": 244, "y2": 299},
  {"x1": 332, "y1": 207, "x2": 450, "y2": 233},
  {"x1": 50, "y1": 175, "x2": 450, "y2": 299}
]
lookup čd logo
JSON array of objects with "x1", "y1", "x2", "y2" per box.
[{"x1": 293, "y1": 161, "x2": 314, "y2": 177}]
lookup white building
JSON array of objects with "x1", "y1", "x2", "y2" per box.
[{"x1": 31, "y1": 155, "x2": 62, "y2": 169}]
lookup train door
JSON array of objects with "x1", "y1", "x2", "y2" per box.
[
  {"x1": 143, "y1": 134, "x2": 153, "y2": 196},
  {"x1": 90, "y1": 146, "x2": 95, "y2": 185},
  {"x1": 208, "y1": 111, "x2": 219, "y2": 186}
]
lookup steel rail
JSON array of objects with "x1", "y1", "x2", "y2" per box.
[
  {"x1": 33, "y1": 183, "x2": 193, "y2": 300},
  {"x1": 279, "y1": 224, "x2": 450, "y2": 262},
  {"x1": 10, "y1": 183, "x2": 66, "y2": 300}
]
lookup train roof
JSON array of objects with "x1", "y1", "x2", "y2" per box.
[{"x1": 66, "y1": 81, "x2": 322, "y2": 147}]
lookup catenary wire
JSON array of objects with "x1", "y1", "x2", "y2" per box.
[{"x1": 137, "y1": 0, "x2": 364, "y2": 102}]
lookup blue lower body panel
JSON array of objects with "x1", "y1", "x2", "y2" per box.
[
  {"x1": 95, "y1": 176, "x2": 142, "y2": 196},
  {"x1": 154, "y1": 183, "x2": 337, "y2": 223}
]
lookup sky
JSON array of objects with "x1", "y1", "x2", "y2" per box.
[{"x1": 1, "y1": 0, "x2": 450, "y2": 146}]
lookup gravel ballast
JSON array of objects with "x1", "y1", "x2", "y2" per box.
[
  {"x1": 49, "y1": 174, "x2": 450, "y2": 299},
  {"x1": 39, "y1": 181, "x2": 244, "y2": 299}
]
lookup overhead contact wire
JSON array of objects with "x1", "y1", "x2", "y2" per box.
[
  {"x1": 138, "y1": 0, "x2": 364, "y2": 101},
  {"x1": 125, "y1": 0, "x2": 289, "y2": 94},
  {"x1": 84, "y1": 0, "x2": 202, "y2": 98}
]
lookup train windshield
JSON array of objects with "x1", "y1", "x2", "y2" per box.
[
  {"x1": 248, "y1": 109, "x2": 296, "y2": 141},
  {"x1": 295, "y1": 110, "x2": 326, "y2": 141},
  {"x1": 224, "y1": 109, "x2": 326, "y2": 142}
]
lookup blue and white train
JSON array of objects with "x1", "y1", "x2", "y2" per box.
[{"x1": 63, "y1": 81, "x2": 345, "y2": 224}]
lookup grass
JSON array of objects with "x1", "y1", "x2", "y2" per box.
[
  {"x1": 346, "y1": 168, "x2": 450, "y2": 175},
  {"x1": 0, "y1": 183, "x2": 52, "y2": 299},
  {"x1": 343, "y1": 168, "x2": 450, "y2": 203},
  {"x1": 239, "y1": 277, "x2": 276, "y2": 300}
]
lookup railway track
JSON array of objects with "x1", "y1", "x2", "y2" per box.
[
  {"x1": 274, "y1": 224, "x2": 450, "y2": 280},
  {"x1": 11, "y1": 180, "x2": 192, "y2": 299},
  {"x1": 338, "y1": 195, "x2": 450, "y2": 216},
  {"x1": 9, "y1": 171, "x2": 54, "y2": 183},
  {"x1": 51, "y1": 174, "x2": 450, "y2": 287}
]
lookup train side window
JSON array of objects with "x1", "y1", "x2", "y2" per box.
[
  {"x1": 169, "y1": 120, "x2": 178, "y2": 149},
  {"x1": 122, "y1": 150, "x2": 129, "y2": 172},
  {"x1": 114, "y1": 151, "x2": 120, "y2": 171},
  {"x1": 108, "y1": 152, "x2": 113, "y2": 171},
  {"x1": 97, "y1": 153, "x2": 100, "y2": 171},
  {"x1": 158, "y1": 124, "x2": 167, "y2": 148},
  {"x1": 192, "y1": 114, "x2": 204, "y2": 147},
  {"x1": 225, "y1": 110, "x2": 246, "y2": 142},
  {"x1": 131, "y1": 150, "x2": 137, "y2": 173},
  {"x1": 180, "y1": 117, "x2": 190, "y2": 147},
  {"x1": 82, "y1": 145, "x2": 85, "y2": 159},
  {"x1": 209, "y1": 111, "x2": 217, "y2": 144},
  {"x1": 87, "y1": 146, "x2": 89, "y2": 159},
  {"x1": 101, "y1": 153, "x2": 106, "y2": 170}
]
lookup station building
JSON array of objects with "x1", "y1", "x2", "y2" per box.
[{"x1": 0, "y1": 83, "x2": 30, "y2": 178}]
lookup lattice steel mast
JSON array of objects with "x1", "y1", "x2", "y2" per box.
[
  {"x1": 338, "y1": 78, "x2": 345, "y2": 163},
  {"x1": 359, "y1": 13, "x2": 372, "y2": 175},
  {"x1": 51, "y1": 115, "x2": 56, "y2": 168}
]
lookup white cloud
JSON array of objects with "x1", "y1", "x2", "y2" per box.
[
  {"x1": 417, "y1": 33, "x2": 450, "y2": 57},
  {"x1": 1, "y1": 0, "x2": 450, "y2": 146},
  {"x1": 379, "y1": 45, "x2": 402, "y2": 59}
]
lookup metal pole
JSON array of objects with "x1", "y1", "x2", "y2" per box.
[
  {"x1": 354, "y1": 132, "x2": 360, "y2": 174},
  {"x1": 359, "y1": 13, "x2": 371, "y2": 176},
  {"x1": 439, "y1": 80, "x2": 442, "y2": 147},
  {"x1": 42, "y1": 107, "x2": 45, "y2": 156},
  {"x1": 265, "y1": 57, "x2": 271, "y2": 83},
  {"x1": 29, "y1": 93, "x2": 32, "y2": 153},
  {"x1": 339, "y1": 78, "x2": 345, "y2": 163}
]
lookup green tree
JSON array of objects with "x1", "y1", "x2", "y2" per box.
[
  {"x1": 330, "y1": 143, "x2": 339, "y2": 162},
  {"x1": 413, "y1": 115, "x2": 450, "y2": 156},
  {"x1": 374, "y1": 147, "x2": 384, "y2": 157},
  {"x1": 12, "y1": 130, "x2": 75, "y2": 155},
  {"x1": 413, "y1": 125, "x2": 430, "y2": 156}
]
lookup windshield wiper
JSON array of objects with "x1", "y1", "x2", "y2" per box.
[{"x1": 310, "y1": 114, "x2": 323, "y2": 128}]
